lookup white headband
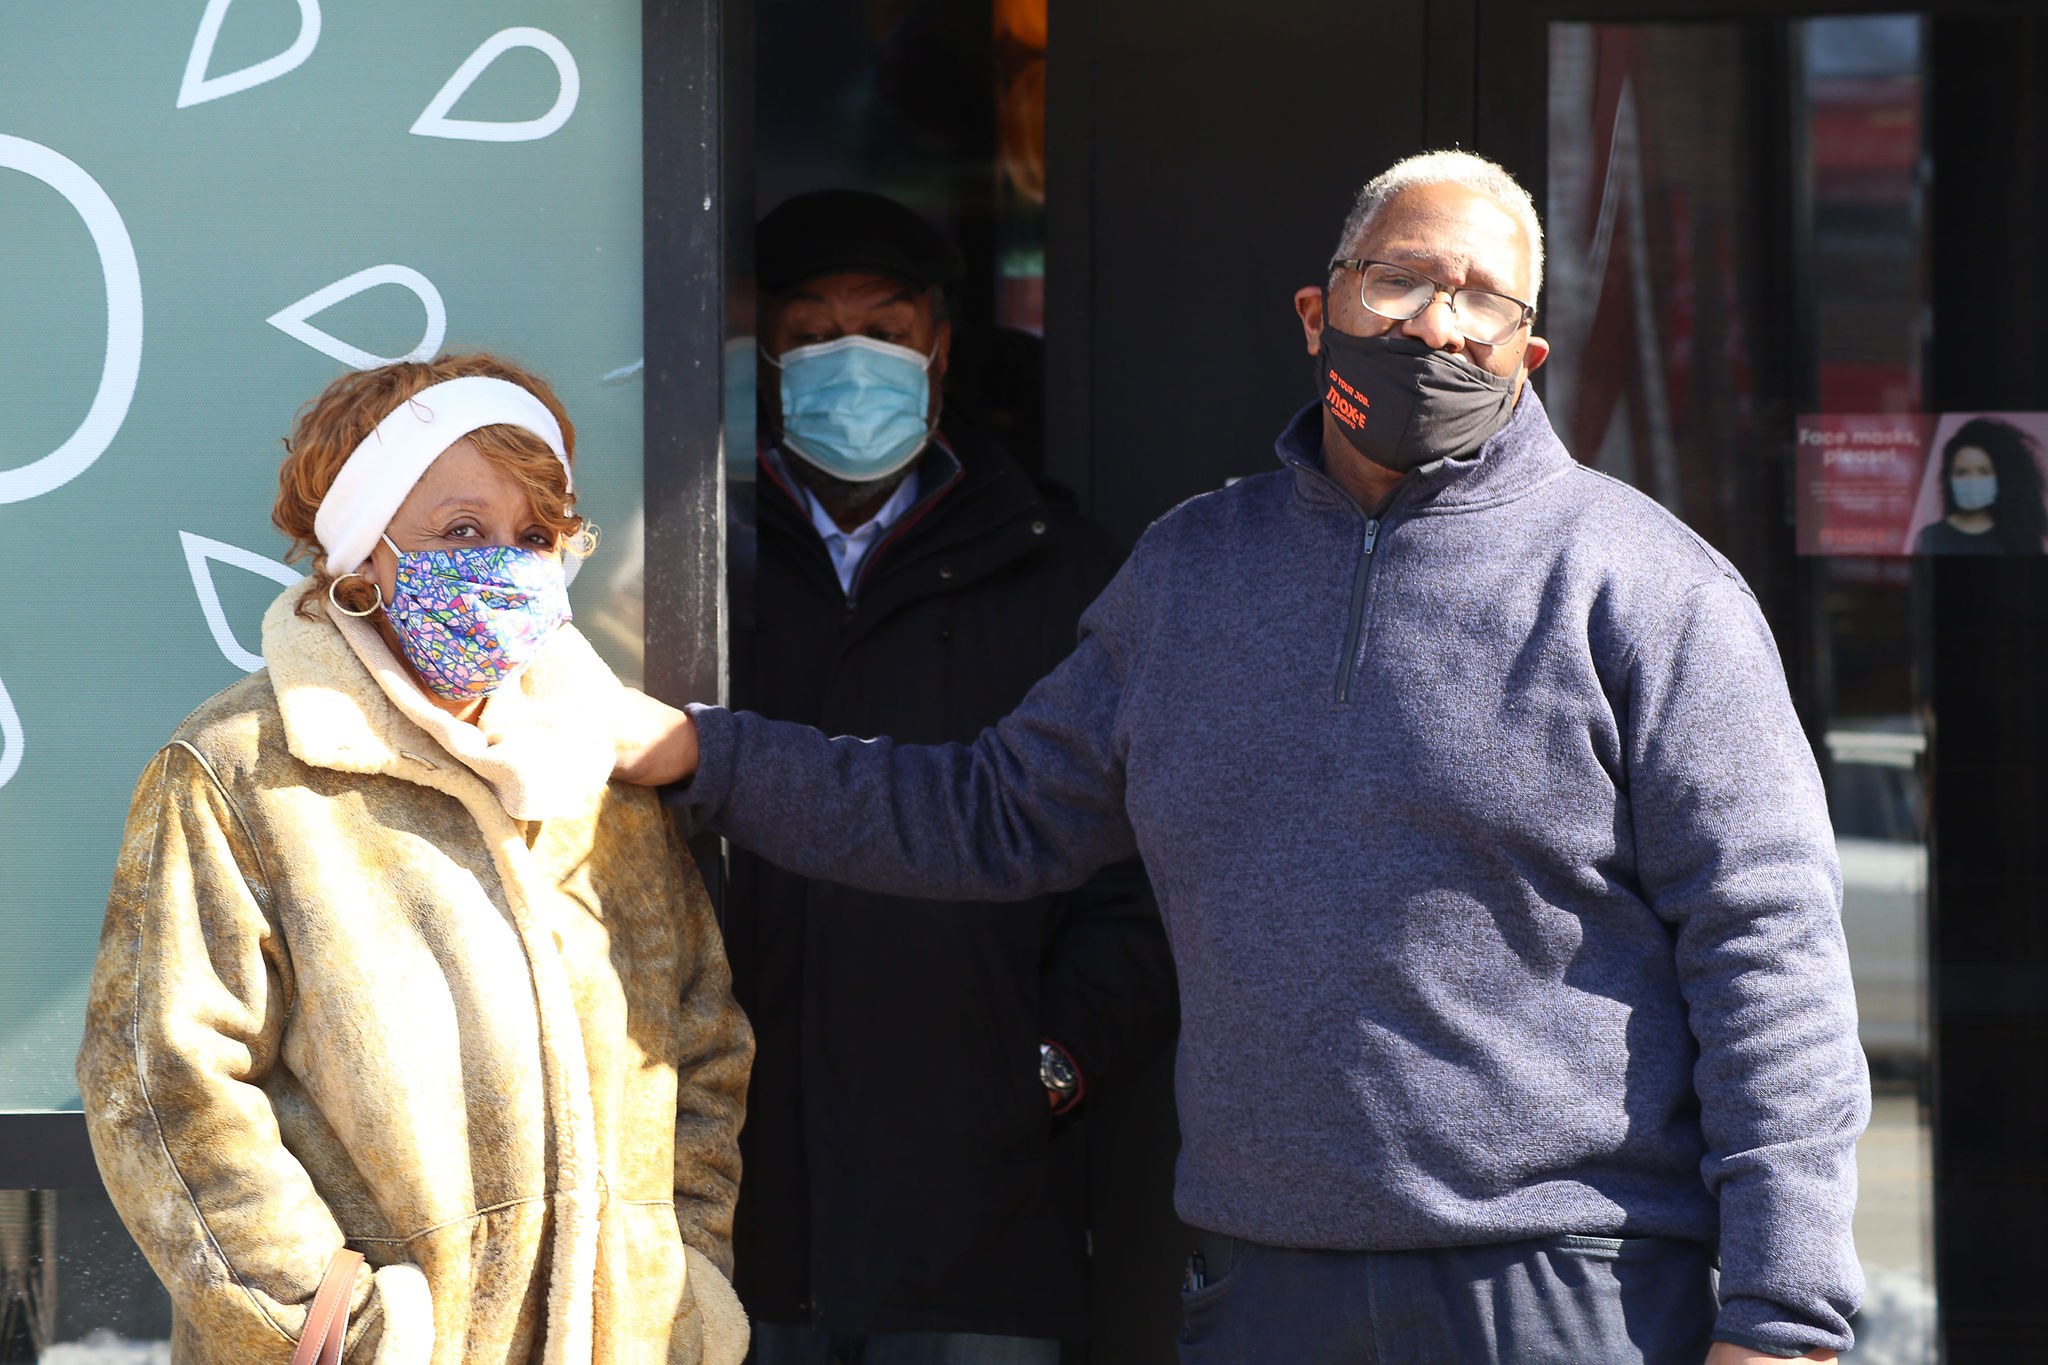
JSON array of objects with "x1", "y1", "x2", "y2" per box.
[{"x1": 313, "y1": 375, "x2": 572, "y2": 576}]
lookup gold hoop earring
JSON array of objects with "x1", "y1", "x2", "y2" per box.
[{"x1": 328, "y1": 573, "x2": 384, "y2": 618}]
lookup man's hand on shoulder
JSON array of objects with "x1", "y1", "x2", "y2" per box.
[
  {"x1": 613, "y1": 688, "x2": 700, "y2": 787},
  {"x1": 1707, "y1": 1343, "x2": 1837, "y2": 1364}
]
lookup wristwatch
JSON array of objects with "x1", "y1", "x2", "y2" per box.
[{"x1": 1040, "y1": 1040, "x2": 1080, "y2": 1109}]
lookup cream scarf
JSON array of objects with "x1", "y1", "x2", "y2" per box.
[{"x1": 259, "y1": 581, "x2": 620, "y2": 821}]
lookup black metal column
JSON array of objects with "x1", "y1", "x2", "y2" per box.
[
  {"x1": 1926, "y1": 12, "x2": 2048, "y2": 1355},
  {"x1": 645, "y1": 0, "x2": 735, "y2": 714}
]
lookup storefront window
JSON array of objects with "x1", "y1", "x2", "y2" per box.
[
  {"x1": 1549, "y1": 16, "x2": 1936, "y2": 1359},
  {"x1": 1802, "y1": 20, "x2": 1936, "y2": 1359}
]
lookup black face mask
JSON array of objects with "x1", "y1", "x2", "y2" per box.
[{"x1": 1315, "y1": 321, "x2": 1519, "y2": 473}]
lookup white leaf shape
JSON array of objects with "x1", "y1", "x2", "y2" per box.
[
  {"x1": 180, "y1": 532, "x2": 303, "y2": 673},
  {"x1": 0, "y1": 672, "x2": 22, "y2": 790},
  {"x1": 177, "y1": 0, "x2": 322, "y2": 109},
  {"x1": 266, "y1": 264, "x2": 447, "y2": 371},
  {"x1": 410, "y1": 27, "x2": 580, "y2": 143},
  {"x1": 0, "y1": 136, "x2": 143, "y2": 505}
]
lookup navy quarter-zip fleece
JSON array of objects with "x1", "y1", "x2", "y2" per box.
[{"x1": 672, "y1": 390, "x2": 1870, "y2": 1355}]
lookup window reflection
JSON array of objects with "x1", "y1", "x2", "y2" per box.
[
  {"x1": 1806, "y1": 21, "x2": 1936, "y2": 1361},
  {"x1": 995, "y1": 0, "x2": 1046, "y2": 334},
  {"x1": 1544, "y1": 23, "x2": 1770, "y2": 586},
  {"x1": 1808, "y1": 15, "x2": 1925, "y2": 415},
  {"x1": 1827, "y1": 724, "x2": 1928, "y2": 1067}
]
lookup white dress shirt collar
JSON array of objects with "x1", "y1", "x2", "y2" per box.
[{"x1": 798, "y1": 469, "x2": 923, "y2": 595}]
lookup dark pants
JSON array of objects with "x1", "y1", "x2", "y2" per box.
[{"x1": 1177, "y1": 1231, "x2": 1719, "y2": 1365}]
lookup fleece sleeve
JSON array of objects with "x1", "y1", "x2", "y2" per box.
[
  {"x1": 1624, "y1": 578, "x2": 1870, "y2": 1357},
  {"x1": 76, "y1": 744, "x2": 433, "y2": 1365},
  {"x1": 668, "y1": 563, "x2": 1143, "y2": 902}
]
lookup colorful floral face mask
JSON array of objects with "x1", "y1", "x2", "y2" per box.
[{"x1": 380, "y1": 535, "x2": 571, "y2": 701}]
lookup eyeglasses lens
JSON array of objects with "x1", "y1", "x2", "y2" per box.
[
  {"x1": 1358, "y1": 265, "x2": 1524, "y2": 346},
  {"x1": 1454, "y1": 294, "x2": 1524, "y2": 346},
  {"x1": 1358, "y1": 267, "x2": 1433, "y2": 321}
]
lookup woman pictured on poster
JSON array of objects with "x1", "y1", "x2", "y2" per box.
[
  {"x1": 1914, "y1": 416, "x2": 2048, "y2": 555},
  {"x1": 76, "y1": 354, "x2": 753, "y2": 1365}
]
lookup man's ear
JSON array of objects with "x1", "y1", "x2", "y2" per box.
[
  {"x1": 1294, "y1": 286, "x2": 1326, "y2": 356},
  {"x1": 1522, "y1": 332, "x2": 1550, "y2": 374},
  {"x1": 931, "y1": 317, "x2": 953, "y2": 380}
]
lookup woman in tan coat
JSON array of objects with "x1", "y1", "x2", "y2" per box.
[{"x1": 77, "y1": 354, "x2": 753, "y2": 1365}]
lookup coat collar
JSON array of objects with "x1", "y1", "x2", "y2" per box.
[
  {"x1": 261, "y1": 583, "x2": 620, "y2": 822},
  {"x1": 759, "y1": 413, "x2": 1053, "y2": 601}
]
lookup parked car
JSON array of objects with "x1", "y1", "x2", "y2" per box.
[{"x1": 1825, "y1": 724, "x2": 1927, "y2": 1072}]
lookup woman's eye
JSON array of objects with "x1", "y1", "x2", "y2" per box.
[{"x1": 445, "y1": 525, "x2": 478, "y2": 539}]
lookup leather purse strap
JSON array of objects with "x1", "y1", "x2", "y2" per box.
[{"x1": 291, "y1": 1248, "x2": 366, "y2": 1365}]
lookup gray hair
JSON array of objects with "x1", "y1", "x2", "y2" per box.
[{"x1": 1331, "y1": 150, "x2": 1545, "y2": 302}]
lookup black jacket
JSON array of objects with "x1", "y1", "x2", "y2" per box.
[{"x1": 726, "y1": 409, "x2": 1179, "y2": 1339}]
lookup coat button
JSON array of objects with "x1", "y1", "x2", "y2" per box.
[
  {"x1": 1031, "y1": 520, "x2": 1047, "y2": 534},
  {"x1": 938, "y1": 565, "x2": 954, "y2": 579}
]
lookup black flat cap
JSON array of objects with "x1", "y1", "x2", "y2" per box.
[{"x1": 757, "y1": 189, "x2": 965, "y2": 295}]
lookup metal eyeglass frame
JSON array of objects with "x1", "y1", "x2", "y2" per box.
[{"x1": 1329, "y1": 258, "x2": 1536, "y2": 346}]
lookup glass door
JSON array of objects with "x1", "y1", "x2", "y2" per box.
[
  {"x1": 1528, "y1": 5, "x2": 2048, "y2": 1358},
  {"x1": 1546, "y1": 20, "x2": 1936, "y2": 1354}
]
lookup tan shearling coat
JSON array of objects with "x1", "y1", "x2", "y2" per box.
[{"x1": 77, "y1": 587, "x2": 754, "y2": 1365}]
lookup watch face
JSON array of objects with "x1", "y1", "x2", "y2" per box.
[{"x1": 1041, "y1": 1044, "x2": 1077, "y2": 1093}]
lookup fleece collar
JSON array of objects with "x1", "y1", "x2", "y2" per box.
[
  {"x1": 261, "y1": 583, "x2": 621, "y2": 822},
  {"x1": 1277, "y1": 380, "x2": 1577, "y2": 516}
]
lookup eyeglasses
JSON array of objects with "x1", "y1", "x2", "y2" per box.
[{"x1": 1329, "y1": 259, "x2": 1535, "y2": 347}]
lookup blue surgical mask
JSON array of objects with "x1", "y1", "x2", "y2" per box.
[
  {"x1": 768, "y1": 335, "x2": 938, "y2": 482},
  {"x1": 1952, "y1": 473, "x2": 1998, "y2": 512}
]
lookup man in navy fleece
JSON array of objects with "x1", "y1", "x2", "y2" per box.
[{"x1": 627, "y1": 151, "x2": 1866, "y2": 1364}]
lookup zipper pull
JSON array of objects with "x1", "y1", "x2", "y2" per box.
[{"x1": 1363, "y1": 518, "x2": 1380, "y2": 554}]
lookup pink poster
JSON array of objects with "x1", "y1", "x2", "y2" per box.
[{"x1": 1795, "y1": 412, "x2": 2048, "y2": 555}]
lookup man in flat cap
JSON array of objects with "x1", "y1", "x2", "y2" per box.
[{"x1": 729, "y1": 188, "x2": 1180, "y2": 1365}]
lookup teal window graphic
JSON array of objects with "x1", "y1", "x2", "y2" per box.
[{"x1": 0, "y1": 1, "x2": 648, "y2": 1110}]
